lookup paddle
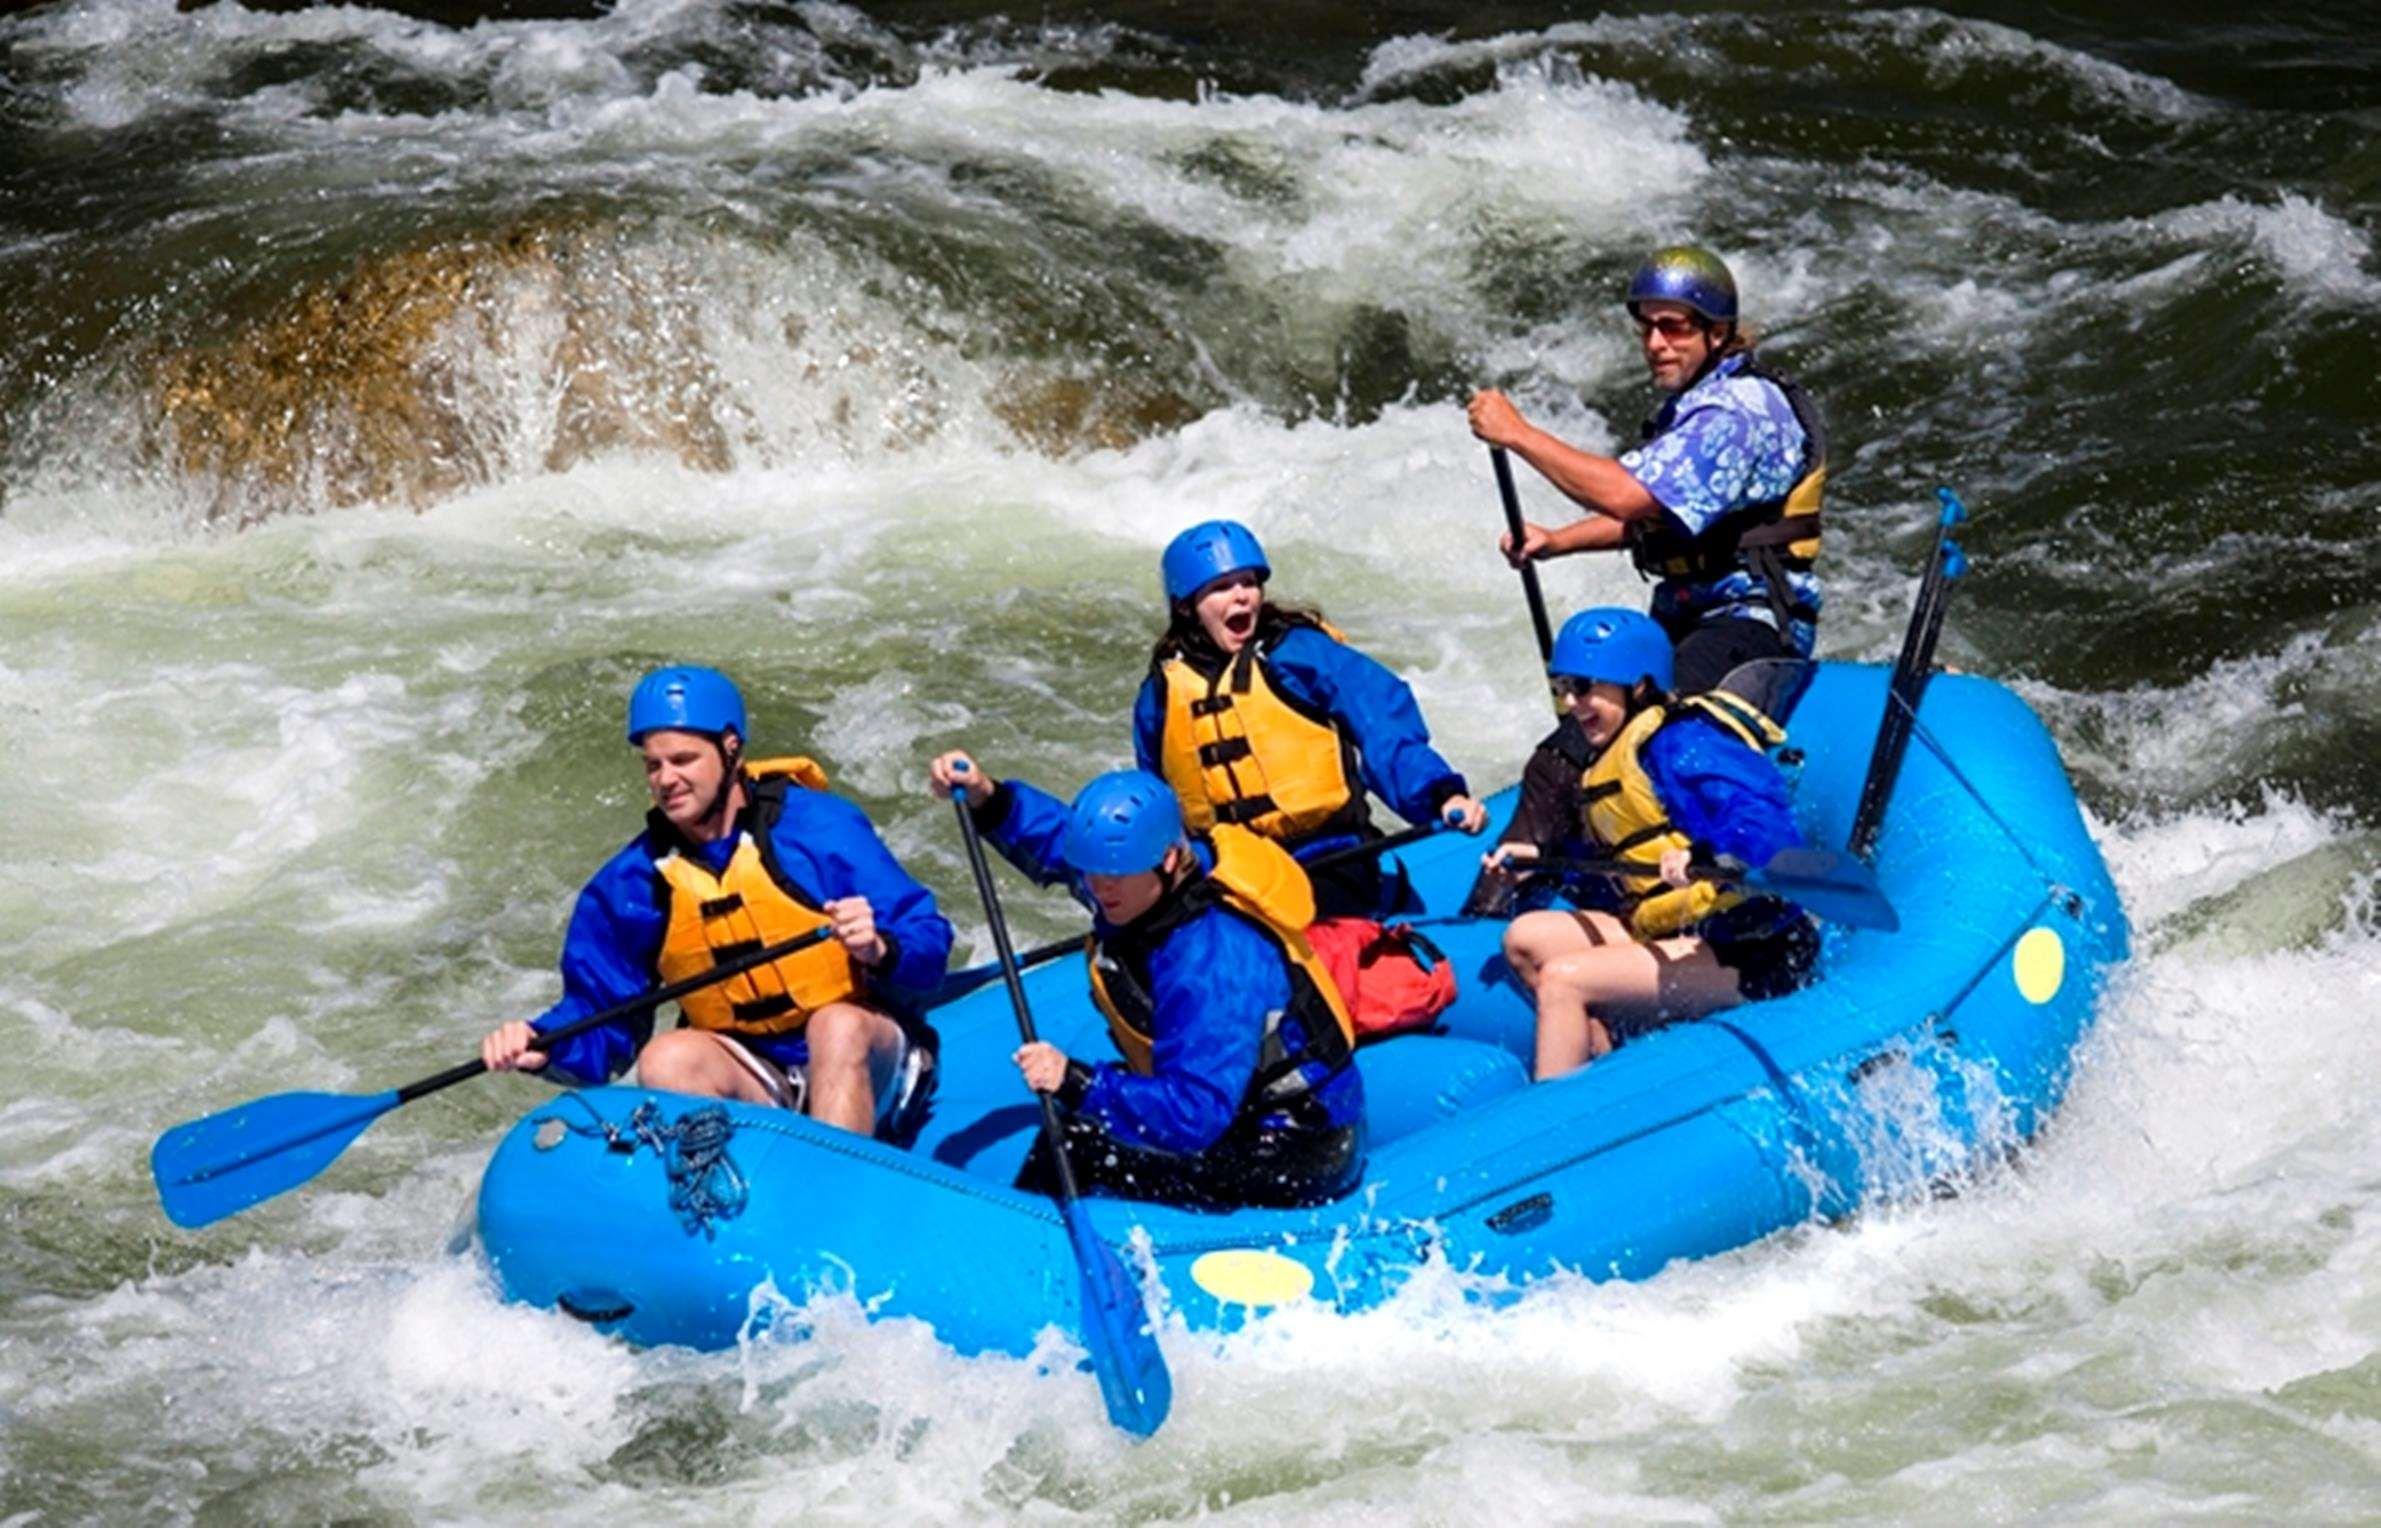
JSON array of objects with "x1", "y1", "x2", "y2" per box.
[
  {"x1": 1491, "y1": 446, "x2": 1557, "y2": 666},
  {"x1": 946, "y1": 770, "x2": 1172, "y2": 1438},
  {"x1": 928, "y1": 817, "x2": 1447, "y2": 1006},
  {"x1": 151, "y1": 926, "x2": 836, "y2": 1230},
  {"x1": 1849, "y1": 487, "x2": 1970, "y2": 859},
  {"x1": 1530, "y1": 845, "x2": 1899, "y2": 932}
]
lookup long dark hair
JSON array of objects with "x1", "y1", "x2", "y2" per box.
[{"x1": 1150, "y1": 597, "x2": 1331, "y2": 667}]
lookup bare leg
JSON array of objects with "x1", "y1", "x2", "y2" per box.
[
  {"x1": 1531, "y1": 931, "x2": 1747, "y2": 1082},
  {"x1": 1504, "y1": 908, "x2": 1637, "y2": 991},
  {"x1": 1505, "y1": 910, "x2": 1633, "y2": 1079},
  {"x1": 802, "y1": 1002, "x2": 907, "y2": 1135},
  {"x1": 637, "y1": 1029, "x2": 782, "y2": 1106}
]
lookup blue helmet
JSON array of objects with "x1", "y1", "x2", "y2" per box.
[
  {"x1": 626, "y1": 665, "x2": 747, "y2": 744},
  {"x1": 1625, "y1": 245, "x2": 1738, "y2": 326},
  {"x1": 1549, "y1": 607, "x2": 1674, "y2": 693},
  {"x1": 1062, "y1": 769, "x2": 1186, "y2": 876},
  {"x1": 1161, "y1": 520, "x2": 1270, "y2": 605}
]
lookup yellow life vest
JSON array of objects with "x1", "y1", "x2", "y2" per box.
[
  {"x1": 1580, "y1": 693, "x2": 1788, "y2": 939},
  {"x1": 1153, "y1": 624, "x2": 1367, "y2": 843},
  {"x1": 1084, "y1": 825, "x2": 1356, "y2": 1110},
  {"x1": 653, "y1": 756, "x2": 859, "y2": 1035}
]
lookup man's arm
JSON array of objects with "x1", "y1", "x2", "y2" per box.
[
  {"x1": 1469, "y1": 390, "x2": 1662, "y2": 554},
  {"x1": 798, "y1": 797, "x2": 956, "y2": 1002},
  {"x1": 529, "y1": 854, "x2": 668, "y2": 1085},
  {"x1": 1501, "y1": 425, "x2": 1662, "y2": 526}
]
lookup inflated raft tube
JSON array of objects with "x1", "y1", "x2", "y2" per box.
[{"x1": 475, "y1": 664, "x2": 2128, "y2": 1352}]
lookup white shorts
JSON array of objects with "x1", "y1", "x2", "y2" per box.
[{"x1": 683, "y1": 1027, "x2": 930, "y2": 1131}]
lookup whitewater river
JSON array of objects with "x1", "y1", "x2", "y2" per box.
[{"x1": 2, "y1": 1, "x2": 2374, "y2": 1518}]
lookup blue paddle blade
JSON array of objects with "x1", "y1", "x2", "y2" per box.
[
  {"x1": 1061, "y1": 1200, "x2": 1172, "y2": 1438},
  {"x1": 1747, "y1": 847, "x2": 1900, "y2": 933},
  {"x1": 151, "y1": 1089, "x2": 401, "y2": 1229}
]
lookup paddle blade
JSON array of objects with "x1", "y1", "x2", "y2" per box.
[
  {"x1": 1062, "y1": 1200, "x2": 1173, "y2": 1438},
  {"x1": 151, "y1": 1089, "x2": 400, "y2": 1229},
  {"x1": 1748, "y1": 847, "x2": 1900, "y2": 932}
]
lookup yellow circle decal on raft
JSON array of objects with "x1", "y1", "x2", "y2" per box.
[
  {"x1": 1190, "y1": 1249, "x2": 1314, "y2": 1307},
  {"x1": 2013, "y1": 927, "x2": 2066, "y2": 1004}
]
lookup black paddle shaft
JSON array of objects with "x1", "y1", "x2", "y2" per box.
[
  {"x1": 392, "y1": 925, "x2": 836, "y2": 1105},
  {"x1": 933, "y1": 817, "x2": 1443, "y2": 1001},
  {"x1": 949, "y1": 793, "x2": 1093, "y2": 1206},
  {"x1": 1849, "y1": 502, "x2": 1965, "y2": 859},
  {"x1": 1492, "y1": 447, "x2": 1557, "y2": 665},
  {"x1": 1535, "y1": 852, "x2": 1745, "y2": 886}
]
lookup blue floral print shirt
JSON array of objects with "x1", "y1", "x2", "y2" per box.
[{"x1": 1619, "y1": 353, "x2": 1820, "y2": 654}]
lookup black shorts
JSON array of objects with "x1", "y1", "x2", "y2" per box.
[
  {"x1": 1667, "y1": 616, "x2": 1794, "y2": 696},
  {"x1": 1698, "y1": 896, "x2": 1821, "y2": 1002},
  {"x1": 1016, "y1": 1110, "x2": 1364, "y2": 1211}
]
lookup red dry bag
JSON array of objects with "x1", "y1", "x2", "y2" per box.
[{"x1": 1305, "y1": 917, "x2": 1458, "y2": 1042}]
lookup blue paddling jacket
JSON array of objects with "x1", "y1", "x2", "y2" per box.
[
  {"x1": 973, "y1": 778, "x2": 1365, "y2": 1155},
  {"x1": 529, "y1": 780, "x2": 953, "y2": 1086}
]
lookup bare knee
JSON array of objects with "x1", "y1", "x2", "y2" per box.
[
  {"x1": 1503, "y1": 911, "x2": 1574, "y2": 988},
  {"x1": 805, "y1": 1004, "x2": 877, "y2": 1065},
  {"x1": 637, "y1": 1030, "x2": 718, "y2": 1092}
]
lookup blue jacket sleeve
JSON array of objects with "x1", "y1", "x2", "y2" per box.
[
  {"x1": 1076, "y1": 907, "x2": 1285, "y2": 1154},
  {"x1": 1642, "y1": 717, "x2": 1804, "y2": 868},
  {"x1": 1131, "y1": 674, "x2": 1165, "y2": 777},
  {"x1": 530, "y1": 842, "x2": 668, "y2": 1086},
  {"x1": 769, "y1": 792, "x2": 954, "y2": 1004},
  {"x1": 977, "y1": 778, "x2": 1090, "y2": 901},
  {"x1": 1268, "y1": 626, "x2": 1467, "y2": 823}
]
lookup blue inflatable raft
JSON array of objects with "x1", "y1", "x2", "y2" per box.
[{"x1": 472, "y1": 662, "x2": 2128, "y2": 1354}]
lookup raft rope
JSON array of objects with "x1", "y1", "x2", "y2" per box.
[
  {"x1": 551, "y1": 1095, "x2": 748, "y2": 1239},
  {"x1": 1898, "y1": 700, "x2": 2082, "y2": 914}
]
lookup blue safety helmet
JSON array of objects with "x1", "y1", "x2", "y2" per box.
[
  {"x1": 1549, "y1": 607, "x2": 1674, "y2": 693},
  {"x1": 626, "y1": 665, "x2": 748, "y2": 745},
  {"x1": 1062, "y1": 769, "x2": 1187, "y2": 876},
  {"x1": 1161, "y1": 520, "x2": 1270, "y2": 605},
  {"x1": 1624, "y1": 244, "x2": 1738, "y2": 326}
]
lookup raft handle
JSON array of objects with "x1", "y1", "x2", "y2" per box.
[
  {"x1": 556, "y1": 1289, "x2": 636, "y2": 1324},
  {"x1": 1485, "y1": 1193, "x2": 1554, "y2": 1235},
  {"x1": 1847, "y1": 1049, "x2": 1902, "y2": 1086}
]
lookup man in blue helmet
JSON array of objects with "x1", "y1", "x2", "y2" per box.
[
  {"x1": 928, "y1": 751, "x2": 1365, "y2": 1208},
  {"x1": 1467, "y1": 245, "x2": 1829, "y2": 694},
  {"x1": 1135, "y1": 517, "x2": 1486, "y2": 918},
  {"x1": 479, "y1": 666, "x2": 953, "y2": 1138}
]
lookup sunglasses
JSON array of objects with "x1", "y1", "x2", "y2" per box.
[{"x1": 1633, "y1": 312, "x2": 1708, "y2": 341}]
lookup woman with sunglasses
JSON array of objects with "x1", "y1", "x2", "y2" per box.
[
  {"x1": 1468, "y1": 607, "x2": 1818, "y2": 1081},
  {"x1": 1466, "y1": 245, "x2": 1829, "y2": 695}
]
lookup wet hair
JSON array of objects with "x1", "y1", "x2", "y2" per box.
[{"x1": 1151, "y1": 598, "x2": 1330, "y2": 666}]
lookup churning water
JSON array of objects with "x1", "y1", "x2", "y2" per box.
[{"x1": 1, "y1": 1, "x2": 2375, "y2": 1519}]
